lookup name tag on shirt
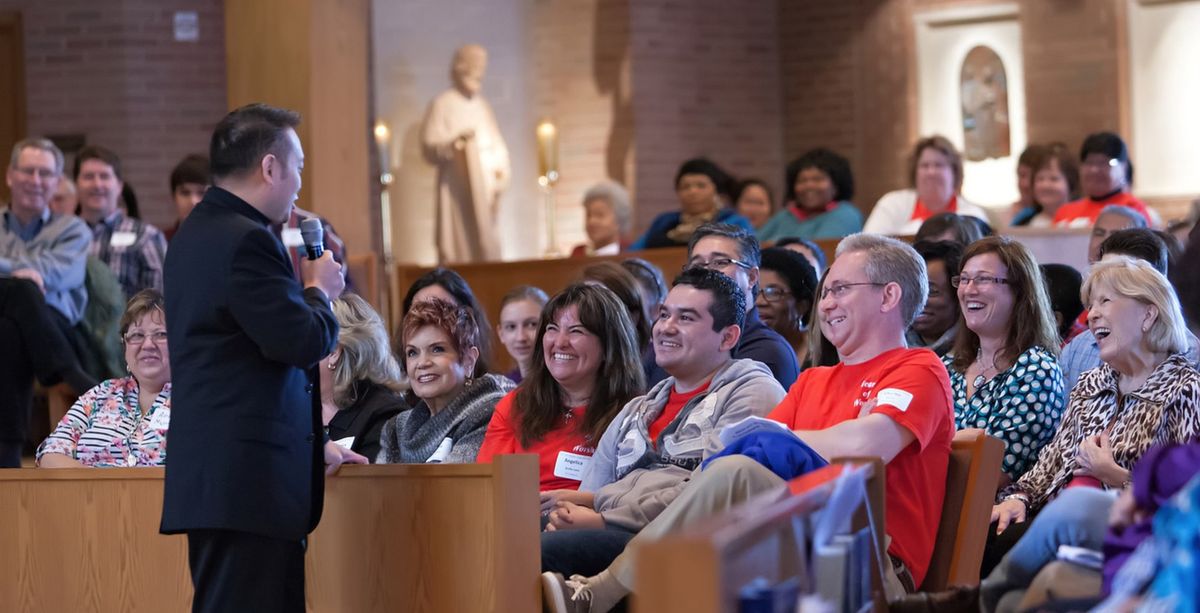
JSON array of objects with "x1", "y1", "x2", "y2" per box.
[
  {"x1": 875, "y1": 388, "x2": 914, "y2": 412},
  {"x1": 148, "y1": 409, "x2": 170, "y2": 431},
  {"x1": 426, "y1": 437, "x2": 453, "y2": 463},
  {"x1": 333, "y1": 436, "x2": 355, "y2": 450},
  {"x1": 553, "y1": 451, "x2": 592, "y2": 481},
  {"x1": 110, "y1": 231, "x2": 137, "y2": 248},
  {"x1": 281, "y1": 227, "x2": 304, "y2": 247}
]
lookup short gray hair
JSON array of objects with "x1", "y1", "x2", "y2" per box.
[
  {"x1": 9, "y1": 137, "x2": 64, "y2": 175},
  {"x1": 835, "y1": 233, "x2": 928, "y2": 326},
  {"x1": 1082, "y1": 255, "x2": 1188, "y2": 355},
  {"x1": 582, "y1": 180, "x2": 633, "y2": 236},
  {"x1": 1096, "y1": 204, "x2": 1147, "y2": 229}
]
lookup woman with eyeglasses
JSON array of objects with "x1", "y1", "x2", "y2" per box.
[
  {"x1": 37, "y1": 290, "x2": 172, "y2": 467},
  {"x1": 1052, "y1": 132, "x2": 1154, "y2": 228},
  {"x1": 756, "y1": 247, "x2": 819, "y2": 367},
  {"x1": 943, "y1": 236, "x2": 1066, "y2": 488}
]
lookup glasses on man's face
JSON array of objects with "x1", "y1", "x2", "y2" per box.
[
  {"x1": 759, "y1": 286, "x2": 791, "y2": 303},
  {"x1": 14, "y1": 167, "x2": 56, "y2": 180},
  {"x1": 950, "y1": 274, "x2": 1009, "y2": 288},
  {"x1": 124, "y1": 331, "x2": 168, "y2": 346},
  {"x1": 1082, "y1": 157, "x2": 1120, "y2": 171},
  {"x1": 684, "y1": 256, "x2": 752, "y2": 273},
  {"x1": 820, "y1": 282, "x2": 885, "y2": 300}
]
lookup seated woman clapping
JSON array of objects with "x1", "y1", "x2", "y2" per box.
[
  {"x1": 376, "y1": 299, "x2": 514, "y2": 464},
  {"x1": 37, "y1": 290, "x2": 171, "y2": 467},
  {"x1": 320, "y1": 293, "x2": 406, "y2": 461},
  {"x1": 477, "y1": 284, "x2": 645, "y2": 495}
]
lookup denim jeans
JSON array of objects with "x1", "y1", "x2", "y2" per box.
[{"x1": 541, "y1": 525, "x2": 638, "y2": 577}]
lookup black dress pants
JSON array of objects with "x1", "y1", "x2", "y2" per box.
[{"x1": 187, "y1": 529, "x2": 306, "y2": 613}]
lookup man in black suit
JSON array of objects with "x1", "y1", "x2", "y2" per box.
[{"x1": 160, "y1": 103, "x2": 367, "y2": 612}]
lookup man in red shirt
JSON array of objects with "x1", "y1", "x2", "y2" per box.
[
  {"x1": 542, "y1": 234, "x2": 955, "y2": 613},
  {"x1": 1053, "y1": 132, "x2": 1154, "y2": 228}
]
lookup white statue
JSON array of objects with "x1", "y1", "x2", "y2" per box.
[{"x1": 421, "y1": 44, "x2": 510, "y2": 263}]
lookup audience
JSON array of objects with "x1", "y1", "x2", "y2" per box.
[
  {"x1": 776, "y1": 236, "x2": 827, "y2": 276},
  {"x1": 864, "y1": 135, "x2": 988, "y2": 235},
  {"x1": 756, "y1": 247, "x2": 818, "y2": 366},
  {"x1": 402, "y1": 267, "x2": 493, "y2": 376},
  {"x1": 163, "y1": 154, "x2": 210, "y2": 242},
  {"x1": 74, "y1": 145, "x2": 168, "y2": 299},
  {"x1": 376, "y1": 299, "x2": 513, "y2": 463},
  {"x1": 944, "y1": 236, "x2": 1066, "y2": 485},
  {"x1": 620, "y1": 258, "x2": 668, "y2": 320},
  {"x1": 571, "y1": 181, "x2": 632, "y2": 257},
  {"x1": 732, "y1": 178, "x2": 774, "y2": 230},
  {"x1": 580, "y1": 261, "x2": 653, "y2": 360},
  {"x1": 320, "y1": 294, "x2": 406, "y2": 461},
  {"x1": 1040, "y1": 263, "x2": 1086, "y2": 344},
  {"x1": 540, "y1": 268, "x2": 786, "y2": 578},
  {"x1": 915, "y1": 211, "x2": 987, "y2": 246},
  {"x1": 1088, "y1": 204, "x2": 1148, "y2": 265},
  {"x1": 1010, "y1": 143, "x2": 1079, "y2": 228},
  {"x1": 50, "y1": 175, "x2": 77, "y2": 217},
  {"x1": 630, "y1": 158, "x2": 752, "y2": 249},
  {"x1": 986, "y1": 256, "x2": 1199, "y2": 573},
  {"x1": 477, "y1": 284, "x2": 644, "y2": 491},
  {"x1": 1054, "y1": 132, "x2": 1154, "y2": 228},
  {"x1": 1002, "y1": 145, "x2": 1041, "y2": 225},
  {"x1": 757, "y1": 148, "x2": 862, "y2": 242},
  {"x1": 541, "y1": 234, "x2": 955, "y2": 611},
  {"x1": 497, "y1": 285, "x2": 549, "y2": 383},
  {"x1": 37, "y1": 290, "x2": 171, "y2": 467},
  {"x1": 907, "y1": 240, "x2": 963, "y2": 356}
]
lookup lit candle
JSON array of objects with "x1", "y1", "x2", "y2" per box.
[
  {"x1": 536, "y1": 119, "x2": 558, "y2": 182},
  {"x1": 374, "y1": 122, "x2": 391, "y2": 176}
]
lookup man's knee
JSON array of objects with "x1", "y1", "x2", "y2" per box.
[{"x1": 698, "y1": 455, "x2": 786, "y2": 494}]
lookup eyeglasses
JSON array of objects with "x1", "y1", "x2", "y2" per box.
[
  {"x1": 124, "y1": 331, "x2": 168, "y2": 345},
  {"x1": 14, "y1": 167, "x2": 57, "y2": 180},
  {"x1": 759, "y1": 286, "x2": 792, "y2": 302},
  {"x1": 950, "y1": 275, "x2": 1009, "y2": 288},
  {"x1": 685, "y1": 256, "x2": 752, "y2": 272},
  {"x1": 1081, "y1": 158, "x2": 1121, "y2": 170},
  {"x1": 820, "y1": 282, "x2": 885, "y2": 300}
]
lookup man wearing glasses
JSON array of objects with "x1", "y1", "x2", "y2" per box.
[
  {"x1": 1053, "y1": 132, "x2": 1154, "y2": 228},
  {"x1": 645, "y1": 223, "x2": 800, "y2": 389},
  {"x1": 0, "y1": 137, "x2": 97, "y2": 466}
]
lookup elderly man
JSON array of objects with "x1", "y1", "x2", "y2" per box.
[
  {"x1": 0, "y1": 137, "x2": 96, "y2": 466},
  {"x1": 542, "y1": 234, "x2": 955, "y2": 612}
]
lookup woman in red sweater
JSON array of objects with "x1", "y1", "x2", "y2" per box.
[{"x1": 478, "y1": 284, "x2": 644, "y2": 499}]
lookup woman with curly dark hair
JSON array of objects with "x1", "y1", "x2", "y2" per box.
[{"x1": 758, "y1": 147, "x2": 863, "y2": 242}]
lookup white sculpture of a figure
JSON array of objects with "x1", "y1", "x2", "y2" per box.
[{"x1": 421, "y1": 44, "x2": 510, "y2": 263}]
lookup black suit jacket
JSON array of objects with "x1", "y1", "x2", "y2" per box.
[
  {"x1": 160, "y1": 187, "x2": 338, "y2": 540},
  {"x1": 326, "y1": 380, "x2": 405, "y2": 462}
]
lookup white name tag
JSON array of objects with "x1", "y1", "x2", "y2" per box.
[
  {"x1": 426, "y1": 437, "x2": 453, "y2": 463},
  {"x1": 281, "y1": 227, "x2": 304, "y2": 247},
  {"x1": 110, "y1": 231, "x2": 137, "y2": 248},
  {"x1": 147, "y1": 408, "x2": 170, "y2": 430},
  {"x1": 333, "y1": 436, "x2": 355, "y2": 450},
  {"x1": 553, "y1": 451, "x2": 592, "y2": 481},
  {"x1": 875, "y1": 388, "x2": 914, "y2": 412}
]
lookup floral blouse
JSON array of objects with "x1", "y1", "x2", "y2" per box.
[
  {"x1": 36, "y1": 377, "x2": 172, "y2": 467},
  {"x1": 944, "y1": 346, "x2": 1066, "y2": 480}
]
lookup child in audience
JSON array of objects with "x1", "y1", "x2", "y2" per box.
[{"x1": 497, "y1": 285, "x2": 548, "y2": 383}]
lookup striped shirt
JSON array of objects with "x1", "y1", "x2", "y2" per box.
[
  {"x1": 36, "y1": 377, "x2": 171, "y2": 467},
  {"x1": 88, "y1": 211, "x2": 168, "y2": 299}
]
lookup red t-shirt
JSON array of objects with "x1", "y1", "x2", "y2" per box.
[
  {"x1": 1053, "y1": 192, "x2": 1152, "y2": 228},
  {"x1": 648, "y1": 381, "x2": 712, "y2": 447},
  {"x1": 476, "y1": 390, "x2": 596, "y2": 491},
  {"x1": 766, "y1": 347, "x2": 954, "y2": 587}
]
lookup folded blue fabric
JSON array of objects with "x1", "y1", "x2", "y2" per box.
[{"x1": 702, "y1": 431, "x2": 829, "y2": 480}]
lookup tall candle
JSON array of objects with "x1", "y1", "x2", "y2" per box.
[{"x1": 536, "y1": 119, "x2": 558, "y2": 181}]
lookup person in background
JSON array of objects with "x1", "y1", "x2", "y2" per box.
[
  {"x1": 320, "y1": 294, "x2": 406, "y2": 461},
  {"x1": 1000, "y1": 145, "x2": 1042, "y2": 226},
  {"x1": 758, "y1": 148, "x2": 862, "y2": 242},
  {"x1": 776, "y1": 236, "x2": 827, "y2": 277},
  {"x1": 630, "y1": 158, "x2": 752, "y2": 250},
  {"x1": 1054, "y1": 132, "x2": 1154, "y2": 228},
  {"x1": 37, "y1": 290, "x2": 171, "y2": 467},
  {"x1": 916, "y1": 212, "x2": 986, "y2": 246},
  {"x1": 756, "y1": 247, "x2": 818, "y2": 366},
  {"x1": 50, "y1": 175, "x2": 77, "y2": 217},
  {"x1": 477, "y1": 284, "x2": 644, "y2": 491},
  {"x1": 402, "y1": 267, "x2": 493, "y2": 376},
  {"x1": 497, "y1": 285, "x2": 549, "y2": 383},
  {"x1": 377, "y1": 299, "x2": 513, "y2": 464},
  {"x1": 581, "y1": 262, "x2": 654, "y2": 367},
  {"x1": 570, "y1": 180, "x2": 632, "y2": 257},
  {"x1": 75, "y1": 145, "x2": 168, "y2": 299},
  {"x1": 907, "y1": 240, "x2": 963, "y2": 356},
  {"x1": 163, "y1": 154, "x2": 210, "y2": 242},
  {"x1": 272, "y1": 207, "x2": 349, "y2": 291},
  {"x1": 1087, "y1": 205, "x2": 1148, "y2": 265},
  {"x1": 1040, "y1": 263, "x2": 1086, "y2": 344},
  {"x1": 733, "y1": 178, "x2": 775, "y2": 230},
  {"x1": 1010, "y1": 143, "x2": 1079, "y2": 228},
  {"x1": 621, "y1": 258, "x2": 668, "y2": 321},
  {"x1": 864, "y1": 135, "x2": 988, "y2": 235}
]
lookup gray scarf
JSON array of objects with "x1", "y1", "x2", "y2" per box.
[{"x1": 376, "y1": 373, "x2": 514, "y2": 464}]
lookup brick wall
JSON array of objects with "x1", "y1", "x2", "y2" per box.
[{"x1": 1, "y1": 0, "x2": 226, "y2": 230}]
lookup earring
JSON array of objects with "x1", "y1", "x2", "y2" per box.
[{"x1": 327, "y1": 361, "x2": 337, "y2": 370}]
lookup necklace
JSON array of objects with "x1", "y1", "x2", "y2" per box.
[{"x1": 972, "y1": 348, "x2": 1001, "y2": 389}]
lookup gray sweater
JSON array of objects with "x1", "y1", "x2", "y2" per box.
[
  {"x1": 581, "y1": 359, "x2": 786, "y2": 530},
  {"x1": 0, "y1": 209, "x2": 91, "y2": 323},
  {"x1": 375, "y1": 373, "x2": 514, "y2": 464}
]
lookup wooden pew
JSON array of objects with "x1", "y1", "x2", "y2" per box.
[{"x1": 0, "y1": 455, "x2": 540, "y2": 613}]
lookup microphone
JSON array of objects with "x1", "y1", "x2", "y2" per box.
[{"x1": 299, "y1": 217, "x2": 324, "y2": 260}]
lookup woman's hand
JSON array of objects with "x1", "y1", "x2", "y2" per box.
[
  {"x1": 324, "y1": 441, "x2": 369, "y2": 475},
  {"x1": 1074, "y1": 433, "x2": 1125, "y2": 485},
  {"x1": 990, "y1": 498, "x2": 1027, "y2": 534},
  {"x1": 545, "y1": 501, "x2": 605, "y2": 532},
  {"x1": 539, "y1": 489, "x2": 595, "y2": 514}
]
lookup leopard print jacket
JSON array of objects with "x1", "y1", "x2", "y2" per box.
[{"x1": 1002, "y1": 353, "x2": 1200, "y2": 509}]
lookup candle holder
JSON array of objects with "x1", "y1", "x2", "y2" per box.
[
  {"x1": 536, "y1": 119, "x2": 561, "y2": 258},
  {"x1": 374, "y1": 122, "x2": 400, "y2": 326}
]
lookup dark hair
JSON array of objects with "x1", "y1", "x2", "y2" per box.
[
  {"x1": 401, "y1": 268, "x2": 491, "y2": 376},
  {"x1": 806, "y1": 271, "x2": 840, "y2": 367},
  {"x1": 1017, "y1": 144, "x2": 1045, "y2": 169},
  {"x1": 759, "y1": 247, "x2": 818, "y2": 325},
  {"x1": 120, "y1": 289, "x2": 165, "y2": 336},
  {"x1": 950, "y1": 236, "x2": 1061, "y2": 373},
  {"x1": 688, "y1": 222, "x2": 762, "y2": 267},
  {"x1": 913, "y1": 239, "x2": 965, "y2": 285},
  {"x1": 1080, "y1": 131, "x2": 1133, "y2": 184},
  {"x1": 621, "y1": 258, "x2": 668, "y2": 308},
  {"x1": 399, "y1": 299, "x2": 480, "y2": 377},
  {"x1": 1098, "y1": 228, "x2": 1169, "y2": 275},
  {"x1": 915, "y1": 212, "x2": 985, "y2": 246},
  {"x1": 734, "y1": 178, "x2": 775, "y2": 208},
  {"x1": 784, "y1": 147, "x2": 855, "y2": 203},
  {"x1": 908, "y1": 135, "x2": 963, "y2": 189},
  {"x1": 1039, "y1": 263, "x2": 1084, "y2": 341},
  {"x1": 1154, "y1": 230, "x2": 1184, "y2": 278},
  {"x1": 1036, "y1": 143, "x2": 1080, "y2": 200},
  {"x1": 74, "y1": 145, "x2": 123, "y2": 181},
  {"x1": 209, "y1": 103, "x2": 301, "y2": 179},
  {"x1": 170, "y1": 154, "x2": 211, "y2": 192},
  {"x1": 775, "y1": 237, "x2": 828, "y2": 272},
  {"x1": 581, "y1": 261, "x2": 652, "y2": 350},
  {"x1": 674, "y1": 157, "x2": 734, "y2": 199},
  {"x1": 121, "y1": 182, "x2": 140, "y2": 219},
  {"x1": 513, "y1": 284, "x2": 644, "y2": 448},
  {"x1": 672, "y1": 267, "x2": 747, "y2": 332}
]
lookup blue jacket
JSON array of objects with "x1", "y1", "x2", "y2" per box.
[
  {"x1": 703, "y1": 430, "x2": 828, "y2": 481},
  {"x1": 630, "y1": 208, "x2": 754, "y2": 250}
]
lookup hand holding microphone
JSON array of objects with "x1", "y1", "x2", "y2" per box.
[{"x1": 299, "y1": 218, "x2": 345, "y2": 299}]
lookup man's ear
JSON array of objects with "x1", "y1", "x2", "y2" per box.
[
  {"x1": 880, "y1": 282, "x2": 904, "y2": 314},
  {"x1": 747, "y1": 266, "x2": 760, "y2": 291},
  {"x1": 720, "y1": 324, "x2": 741, "y2": 352},
  {"x1": 260, "y1": 153, "x2": 277, "y2": 184}
]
